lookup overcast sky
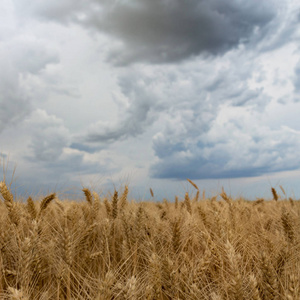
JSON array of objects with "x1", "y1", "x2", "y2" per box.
[{"x1": 1, "y1": 0, "x2": 300, "y2": 201}]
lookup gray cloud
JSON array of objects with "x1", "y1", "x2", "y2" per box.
[
  {"x1": 0, "y1": 89, "x2": 31, "y2": 134},
  {"x1": 81, "y1": 52, "x2": 268, "y2": 144},
  {"x1": 25, "y1": 109, "x2": 71, "y2": 162},
  {"x1": 4, "y1": 0, "x2": 300, "y2": 196},
  {"x1": 70, "y1": 143, "x2": 102, "y2": 154},
  {"x1": 250, "y1": 4, "x2": 299, "y2": 53},
  {"x1": 0, "y1": 52, "x2": 31, "y2": 133},
  {"x1": 150, "y1": 112, "x2": 300, "y2": 179},
  {"x1": 3, "y1": 109, "x2": 116, "y2": 196},
  {"x1": 294, "y1": 60, "x2": 300, "y2": 93},
  {"x1": 15, "y1": 0, "x2": 279, "y2": 65},
  {"x1": 13, "y1": 0, "x2": 87, "y2": 22},
  {"x1": 97, "y1": 0, "x2": 277, "y2": 65},
  {"x1": 0, "y1": 35, "x2": 58, "y2": 134},
  {"x1": 39, "y1": 152, "x2": 111, "y2": 175},
  {"x1": 19, "y1": 150, "x2": 113, "y2": 196},
  {"x1": 85, "y1": 92, "x2": 156, "y2": 143}
]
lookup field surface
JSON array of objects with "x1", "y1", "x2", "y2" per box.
[{"x1": 0, "y1": 181, "x2": 299, "y2": 299}]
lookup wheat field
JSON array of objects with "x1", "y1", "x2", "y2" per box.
[{"x1": 0, "y1": 180, "x2": 299, "y2": 299}]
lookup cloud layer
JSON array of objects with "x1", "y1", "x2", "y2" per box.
[
  {"x1": 0, "y1": 2, "x2": 59, "y2": 134},
  {"x1": 15, "y1": 0, "x2": 282, "y2": 65},
  {"x1": 151, "y1": 107, "x2": 300, "y2": 179},
  {"x1": 0, "y1": 39, "x2": 56, "y2": 133},
  {"x1": 1, "y1": 0, "x2": 300, "y2": 199}
]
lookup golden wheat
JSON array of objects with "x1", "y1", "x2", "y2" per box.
[{"x1": 0, "y1": 184, "x2": 298, "y2": 299}]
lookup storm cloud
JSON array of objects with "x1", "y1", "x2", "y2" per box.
[
  {"x1": 1, "y1": 0, "x2": 300, "y2": 199},
  {"x1": 15, "y1": 0, "x2": 281, "y2": 65}
]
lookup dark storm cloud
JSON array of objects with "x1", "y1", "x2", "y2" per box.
[
  {"x1": 16, "y1": 0, "x2": 278, "y2": 64},
  {"x1": 98, "y1": 0, "x2": 277, "y2": 65}
]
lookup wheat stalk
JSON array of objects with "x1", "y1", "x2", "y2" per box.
[
  {"x1": 149, "y1": 188, "x2": 154, "y2": 198},
  {"x1": 175, "y1": 196, "x2": 179, "y2": 209},
  {"x1": 271, "y1": 187, "x2": 278, "y2": 201},
  {"x1": 119, "y1": 185, "x2": 128, "y2": 210},
  {"x1": 279, "y1": 185, "x2": 286, "y2": 197},
  {"x1": 112, "y1": 190, "x2": 118, "y2": 220},
  {"x1": 103, "y1": 197, "x2": 112, "y2": 218},
  {"x1": 220, "y1": 191, "x2": 231, "y2": 204},
  {"x1": 172, "y1": 218, "x2": 181, "y2": 253},
  {"x1": 184, "y1": 192, "x2": 192, "y2": 214},
  {"x1": 193, "y1": 190, "x2": 200, "y2": 202},
  {"x1": 187, "y1": 178, "x2": 199, "y2": 190}
]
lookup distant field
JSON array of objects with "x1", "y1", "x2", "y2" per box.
[{"x1": 0, "y1": 180, "x2": 299, "y2": 299}]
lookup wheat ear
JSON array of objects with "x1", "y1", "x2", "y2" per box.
[
  {"x1": 39, "y1": 193, "x2": 56, "y2": 217},
  {"x1": 0, "y1": 181, "x2": 13, "y2": 208},
  {"x1": 103, "y1": 197, "x2": 112, "y2": 218},
  {"x1": 150, "y1": 188, "x2": 154, "y2": 198},
  {"x1": 281, "y1": 209, "x2": 294, "y2": 244},
  {"x1": 26, "y1": 197, "x2": 37, "y2": 220},
  {"x1": 0, "y1": 181, "x2": 20, "y2": 225},
  {"x1": 225, "y1": 240, "x2": 243, "y2": 300},
  {"x1": 82, "y1": 188, "x2": 93, "y2": 205},
  {"x1": 112, "y1": 190, "x2": 118, "y2": 219},
  {"x1": 184, "y1": 192, "x2": 192, "y2": 214},
  {"x1": 220, "y1": 191, "x2": 231, "y2": 204},
  {"x1": 187, "y1": 178, "x2": 199, "y2": 190},
  {"x1": 119, "y1": 185, "x2": 128, "y2": 210},
  {"x1": 271, "y1": 187, "x2": 278, "y2": 201}
]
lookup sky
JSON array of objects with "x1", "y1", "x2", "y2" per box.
[{"x1": 1, "y1": 0, "x2": 300, "y2": 201}]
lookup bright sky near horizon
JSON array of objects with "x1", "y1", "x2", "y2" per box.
[{"x1": 1, "y1": 0, "x2": 300, "y2": 201}]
